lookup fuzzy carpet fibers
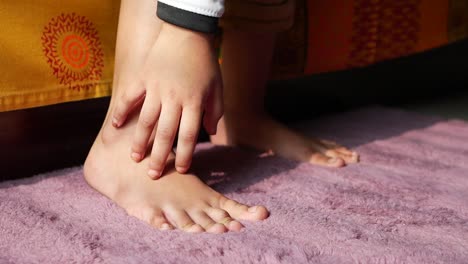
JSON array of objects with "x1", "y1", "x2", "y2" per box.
[{"x1": 1, "y1": 107, "x2": 467, "y2": 263}]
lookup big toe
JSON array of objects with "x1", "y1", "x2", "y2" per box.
[{"x1": 218, "y1": 196, "x2": 269, "y2": 222}]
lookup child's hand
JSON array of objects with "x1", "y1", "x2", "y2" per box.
[{"x1": 112, "y1": 22, "x2": 223, "y2": 179}]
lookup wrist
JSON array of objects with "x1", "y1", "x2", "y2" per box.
[
  {"x1": 157, "y1": 1, "x2": 220, "y2": 34},
  {"x1": 161, "y1": 22, "x2": 215, "y2": 46}
]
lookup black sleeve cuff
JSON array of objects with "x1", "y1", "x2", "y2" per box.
[{"x1": 157, "y1": 2, "x2": 219, "y2": 34}]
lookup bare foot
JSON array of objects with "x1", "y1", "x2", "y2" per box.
[
  {"x1": 211, "y1": 111, "x2": 359, "y2": 168},
  {"x1": 216, "y1": 30, "x2": 358, "y2": 168},
  {"x1": 84, "y1": 121, "x2": 269, "y2": 233},
  {"x1": 82, "y1": 0, "x2": 268, "y2": 234}
]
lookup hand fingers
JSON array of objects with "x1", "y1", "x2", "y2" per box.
[
  {"x1": 148, "y1": 104, "x2": 182, "y2": 179},
  {"x1": 203, "y1": 84, "x2": 223, "y2": 135},
  {"x1": 131, "y1": 94, "x2": 161, "y2": 162},
  {"x1": 112, "y1": 84, "x2": 146, "y2": 128},
  {"x1": 175, "y1": 106, "x2": 202, "y2": 173}
]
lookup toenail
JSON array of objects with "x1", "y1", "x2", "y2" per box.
[
  {"x1": 148, "y1": 170, "x2": 161, "y2": 178},
  {"x1": 328, "y1": 158, "x2": 338, "y2": 163},
  {"x1": 182, "y1": 223, "x2": 194, "y2": 230},
  {"x1": 248, "y1": 206, "x2": 257, "y2": 213},
  {"x1": 131, "y1": 152, "x2": 142, "y2": 161},
  {"x1": 160, "y1": 223, "x2": 171, "y2": 230}
]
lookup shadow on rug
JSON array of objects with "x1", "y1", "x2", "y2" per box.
[{"x1": 1, "y1": 107, "x2": 467, "y2": 263}]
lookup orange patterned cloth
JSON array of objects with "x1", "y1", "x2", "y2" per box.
[
  {"x1": 220, "y1": 0, "x2": 296, "y2": 33},
  {"x1": 1, "y1": 0, "x2": 467, "y2": 111},
  {"x1": 271, "y1": 0, "x2": 468, "y2": 78},
  {"x1": 0, "y1": 0, "x2": 119, "y2": 111}
]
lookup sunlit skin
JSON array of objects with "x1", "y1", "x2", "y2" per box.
[
  {"x1": 84, "y1": 0, "x2": 268, "y2": 233},
  {"x1": 211, "y1": 30, "x2": 359, "y2": 167}
]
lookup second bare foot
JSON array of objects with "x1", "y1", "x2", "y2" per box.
[{"x1": 211, "y1": 112, "x2": 359, "y2": 168}]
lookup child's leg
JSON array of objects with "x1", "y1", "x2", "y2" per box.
[
  {"x1": 211, "y1": 30, "x2": 359, "y2": 167},
  {"x1": 84, "y1": 0, "x2": 268, "y2": 233}
]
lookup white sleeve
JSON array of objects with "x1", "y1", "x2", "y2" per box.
[{"x1": 158, "y1": 0, "x2": 225, "y2": 17}]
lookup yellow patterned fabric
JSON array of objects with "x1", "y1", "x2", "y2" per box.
[{"x1": 0, "y1": 0, "x2": 119, "y2": 111}]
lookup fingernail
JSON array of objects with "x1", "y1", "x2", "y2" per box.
[
  {"x1": 131, "y1": 152, "x2": 142, "y2": 161},
  {"x1": 328, "y1": 158, "x2": 338, "y2": 164},
  {"x1": 148, "y1": 169, "x2": 161, "y2": 178},
  {"x1": 112, "y1": 117, "x2": 120, "y2": 127},
  {"x1": 248, "y1": 206, "x2": 257, "y2": 213},
  {"x1": 176, "y1": 166, "x2": 188, "y2": 173}
]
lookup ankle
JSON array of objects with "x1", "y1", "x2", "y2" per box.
[{"x1": 211, "y1": 109, "x2": 270, "y2": 146}]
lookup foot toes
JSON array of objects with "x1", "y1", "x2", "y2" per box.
[
  {"x1": 204, "y1": 207, "x2": 244, "y2": 232},
  {"x1": 159, "y1": 222, "x2": 173, "y2": 230},
  {"x1": 325, "y1": 149, "x2": 358, "y2": 164},
  {"x1": 167, "y1": 211, "x2": 204, "y2": 233},
  {"x1": 341, "y1": 150, "x2": 359, "y2": 163},
  {"x1": 218, "y1": 196, "x2": 269, "y2": 222},
  {"x1": 310, "y1": 153, "x2": 346, "y2": 167},
  {"x1": 132, "y1": 208, "x2": 174, "y2": 230},
  {"x1": 318, "y1": 140, "x2": 359, "y2": 164},
  {"x1": 189, "y1": 210, "x2": 227, "y2": 234},
  {"x1": 226, "y1": 220, "x2": 244, "y2": 231},
  {"x1": 335, "y1": 147, "x2": 353, "y2": 155},
  {"x1": 186, "y1": 224, "x2": 205, "y2": 233}
]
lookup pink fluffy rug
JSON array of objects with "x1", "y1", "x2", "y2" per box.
[{"x1": 1, "y1": 107, "x2": 467, "y2": 263}]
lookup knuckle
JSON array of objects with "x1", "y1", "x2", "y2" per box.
[
  {"x1": 188, "y1": 101, "x2": 203, "y2": 112},
  {"x1": 180, "y1": 131, "x2": 197, "y2": 144},
  {"x1": 120, "y1": 92, "x2": 133, "y2": 105},
  {"x1": 139, "y1": 116, "x2": 155, "y2": 129},
  {"x1": 166, "y1": 88, "x2": 178, "y2": 102},
  {"x1": 190, "y1": 92, "x2": 205, "y2": 104},
  {"x1": 157, "y1": 127, "x2": 173, "y2": 141}
]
